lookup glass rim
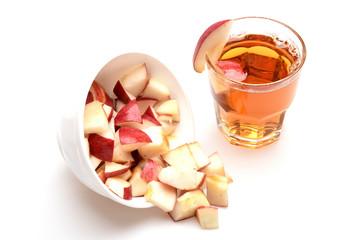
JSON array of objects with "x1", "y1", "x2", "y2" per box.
[{"x1": 205, "y1": 16, "x2": 307, "y2": 88}]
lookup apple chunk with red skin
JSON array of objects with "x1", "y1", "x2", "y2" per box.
[
  {"x1": 88, "y1": 80, "x2": 113, "y2": 107},
  {"x1": 105, "y1": 176, "x2": 132, "y2": 200},
  {"x1": 104, "y1": 162, "x2": 131, "y2": 178},
  {"x1": 140, "y1": 159, "x2": 162, "y2": 182},
  {"x1": 195, "y1": 206, "x2": 219, "y2": 229},
  {"x1": 144, "y1": 181, "x2": 177, "y2": 212},
  {"x1": 88, "y1": 128, "x2": 114, "y2": 162},
  {"x1": 158, "y1": 165, "x2": 205, "y2": 191},
  {"x1": 120, "y1": 63, "x2": 148, "y2": 97},
  {"x1": 168, "y1": 190, "x2": 210, "y2": 221},
  {"x1": 193, "y1": 19, "x2": 233, "y2": 73},
  {"x1": 113, "y1": 80, "x2": 136, "y2": 104},
  {"x1": 114, "y1": 99, "x2": 143, "y2": 127},
  {"x1": 137, "y1": 126, "x2": 169, "y2": 159},
  {"x1": 118, "y1": 126, "x2": 152, "y2": 152}
]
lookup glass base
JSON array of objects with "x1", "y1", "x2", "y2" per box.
[{"x1": 216, "y1": 121, "x2": 281, "y2": 149}]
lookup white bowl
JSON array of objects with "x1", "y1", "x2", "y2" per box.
[{"x1": 57, "y1": 52, "x2": 194, "y2": 208}]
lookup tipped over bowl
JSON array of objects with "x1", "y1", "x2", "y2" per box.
[{"x1": 57, "y1": 52, "x2": 194, "y2": 208}]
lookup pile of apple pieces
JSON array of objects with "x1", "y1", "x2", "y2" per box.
[{"x1": 83, "y1": 63, "x2": 232, "y2": 229}]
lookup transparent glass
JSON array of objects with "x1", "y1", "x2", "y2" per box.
[{"x1": 206, "y1": 17, "x2": 306, "y2": 149}]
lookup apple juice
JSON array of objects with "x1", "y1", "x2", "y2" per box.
[{"x1": 208, "y1": 34, "x2": 301, "y2": 148}]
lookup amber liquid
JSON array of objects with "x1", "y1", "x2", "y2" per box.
[{"x1": 209, "y1": 34, "x2": 300, "y2": 148}]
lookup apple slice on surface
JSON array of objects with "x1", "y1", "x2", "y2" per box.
[
  {"x1": 121, "y1": 63, "x2": 148, "y2": 97},
  {"x1": 168, "y1": 190, "x2": 210, "y2": 221},
  {"x1": 84, "y1": 100, "x2": 109, "y2": 134},
  {"x1": 200, "y1": 152, "x2": 225, "y2": 177},
  {"x1": 88, "y1": 129, "x2": 114, "y2": 162},
  {"x1": 195, "y1": 206, "x2": 219, "y2": 229},
  {"x1": 141, "y1": 76, "x2": 170, "y2": 101},
  {"x1": 89, "y1": 80, "x2": 113, "y2": 107},
  {"x1": 140, "y1": 159, "x2": 162, "y2": 182},
  {"x1": 161, "y1": 143, "x2": 197, "y2": 170},
  {"x1": 113, "y1": 80, "x2": 136, "y2": 104},
  {"x1": 206, "y1": 175, "x2": 229, "y2": 207},
  {"x1": 144, "y1": 181, "x2": 177, "y2": 212},
  {"x1": 137, "y1": 126, "x2": 169, "y2": 159},
  {"x1": 155, "y1": 99, "x2": 180, "y2": 122},
  {"x1": 118, "y1": 126, "x2": 152, "y2": 152},
  {"x1": 193, "y1": 19, "x2": 233, "y2": 73},
  {"x1": 105, "y1": 176, "x2": 132, "y2": 200},
  {"x1": 104, "y1": 162, "x2": 131, "y2": 178},
  {"x1": 129, "y1": 167, "x2": 149, "y2": 197},
  {"x1": 188, "y1": 142, "x2": 211, "y2": 170},
  {"x1": 114, "y1": 99, "x2": 142, "y2": 127},
  {"x1": 158, "y1": 165, "x2": 206, "y2": 191}
]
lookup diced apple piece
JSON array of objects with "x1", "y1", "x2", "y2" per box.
[
  {"x1": 129, "y1": 167, "x2": 149, "y2": 197},
  {"x1": 166, "y1": 135, "x2": 181, "y2": 150},
  {"x1": 105, "y1": 176, "x2": 132, "y2": 200},
  {"x1": 188, "y1": 142, "x2": 211, "y2": 170},
  {"x1": 118, "y1": 169, "x2": 132, "y2": 181},
  {"x1": 161, "y1": 143, "x2": 197, "y2": 170},
  {"x1": 156, "y1": 99, "x2": 180, "y2": 122},
  {"x1": 157, "y1": 115, "x2": 177, "y2": 136},
  {"x1": 102, "y1": 104, "x2": 113, "y2": 121},
  {"x1": 114, "y1": 99, "x2": 142, "y2": 127},
  {"x1": 88, "y1": 80, "x2": 113, "y2": 107},
  {"x1": 200, "y1": 152, "x2": 225, "y2": 177},
  {"x1": 96, "y1": 164, "x2": 106, "y2": 183},
  {"x1": 150, "y1": 155, "x2": 167, "y2": 168},
  {"x1": 121, "y1": 63, "x2": 148, "y2": 97},
  {"x1": 193, "y1": 19, "x2": 233, "y2": 73},
  {"x1": 118, "y1": 126, "x2": 152, "y2": 152},
  {"x1": 138, "y1": 126, "x2": 169, "y2": 159},
  {"x1": 85, "y1": 137, "x2": 90, "y2": 156},
  {"x1": 112, "y1": 143, "x2": 134, "y2": 164},
  {"x1": 104, "y1": 162, "x2": 131, "y2": 178},
  {"x1": 136, "y1": 98, "x2": 158, "y2": 114},
  {"x1": 145, "y1": 181, "x2": 177, "y2": 212},
  {"x1": 88, "y1": 129, "x2": 114, "y2": 162},
  {"x1": 206, "y1": 175, "x2": 228, "y2": 207},
  {"x1": 84, "y1": 100, "x2": 109, "y2": 134},
  {"x1": 89, "y1": 155, "x2": 102, "y2": 169},
  {"x1": 158, "y1": 166, "x2": 205, "y2": 191},
  {"x1": 113, "y1": 80, "x2": 136, "y2": 104},
  {"x1": 115, "y1": 99, "x2": 126, "y2": 112},
  {"x1": 142, "y1": 106, "x2": 162, "y2": 126},
  {"x1": 168, "y1": 190, "x2": 210, "y2": 221},
  {"x1": 141, "y1": 76, "x2": 170, "y2": 100},
  {"x1": 195, "y1": 206, "x2": 219, "y2": 229},
  {"x1": 140, "y1": 159, "x2": 162, "y2": 182}
]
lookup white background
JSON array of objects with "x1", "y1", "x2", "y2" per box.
[{"x1": 1, "y1": 0, "x2": 360, "y2": 239}]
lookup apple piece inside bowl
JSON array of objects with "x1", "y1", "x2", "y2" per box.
[{"x1": 57, "y1": 52, "x2": 195, "y2": 208}]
